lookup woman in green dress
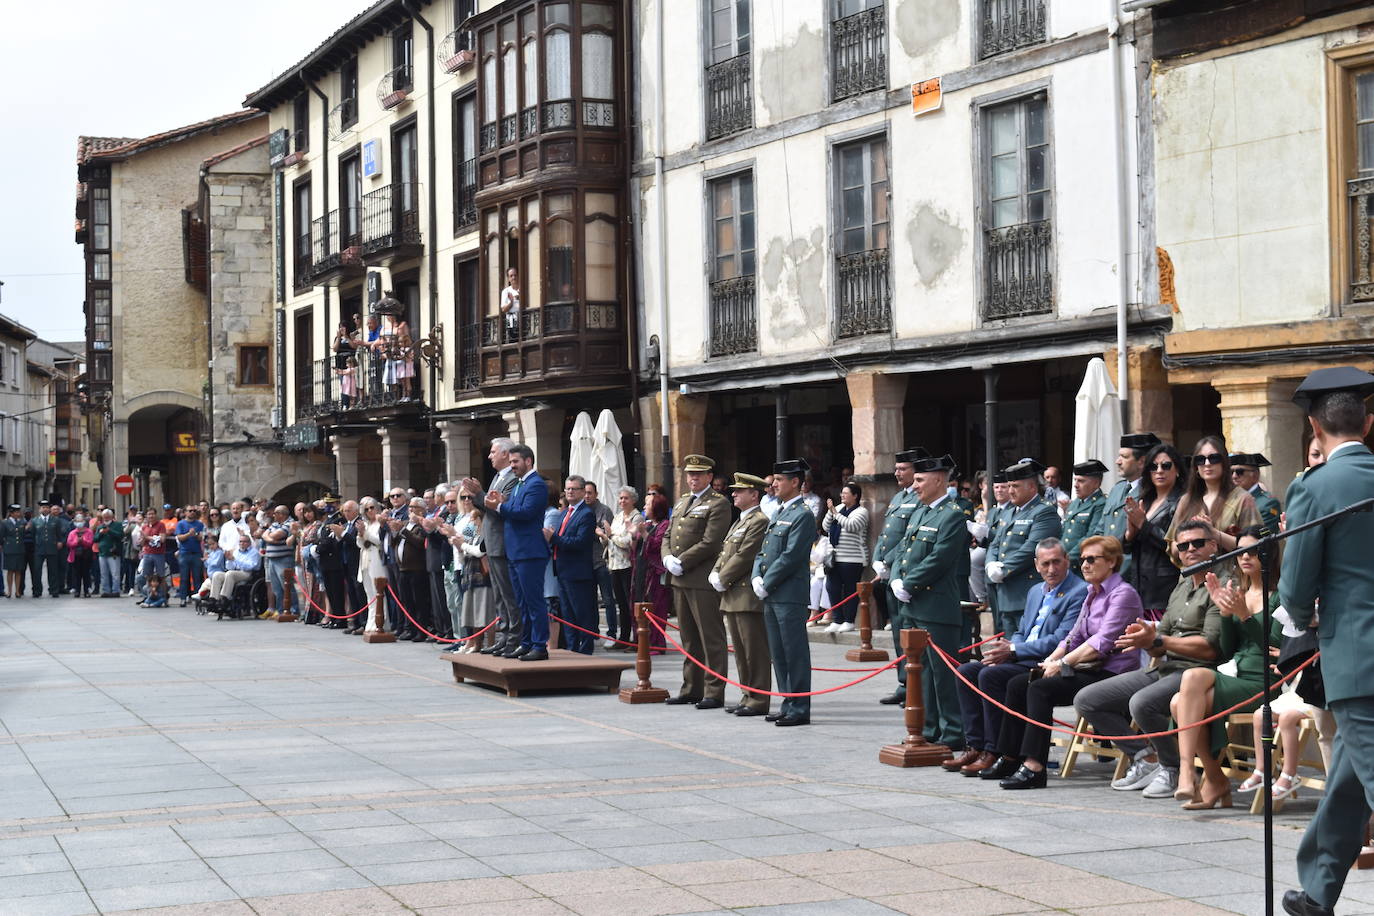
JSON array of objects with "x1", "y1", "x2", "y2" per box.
[{"x1": 1171, "y1": 525, "x2": 1283, "y2": 809}]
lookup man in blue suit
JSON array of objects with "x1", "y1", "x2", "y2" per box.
[
  {"x1": 946, "y1": 538, "x2": 1086, "y2": 776},
  {"x1": 546, "y1": 475, "x2": 597, "y2": 654},
  {"x1": 486, "y1": 443, "x2": 552, "y2": 660}
]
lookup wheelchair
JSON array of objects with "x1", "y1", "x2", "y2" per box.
[{"x1": 194, "y1": 568, "x2": 268, "y2": 620}]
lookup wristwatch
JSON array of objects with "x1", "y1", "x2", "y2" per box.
[{"x1": 1152, "y1": 636, "x2": 1164, "y2": 650}]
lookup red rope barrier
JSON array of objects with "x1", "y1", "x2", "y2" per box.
[
  {"x1": 549, "y1": 613, "x2": 639, "y2": 648},
  {"x1": 958, "y1": 632, "x2": 1006, "y2": 654},
  {"x1": 644, "y1": 612, "x2": 903, "y2": 697},
  {"x1": 385, "y1": 582, "x2": 497, "y2": 644},
  {"x1": 664, "y1": 592, "x2": 857, "y2": 631},
  {"x1": 928, "y1": 639, "x2": 1321, "y2": 741},
  {"x1": 294, "y1": 581, "x2": 373, "y2": 620}
]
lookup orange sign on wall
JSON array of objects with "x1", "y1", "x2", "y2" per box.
[
  {"x1": 171, "y1": 432, "x2": 198, "y2": 454},
  {"x1": 911, "y1": 77, "x2": 943, "y2": 116}
]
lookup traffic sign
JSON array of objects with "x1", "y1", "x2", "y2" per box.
[{"x1": 113, "y1": 474, "x2": 135, "y2": 496}]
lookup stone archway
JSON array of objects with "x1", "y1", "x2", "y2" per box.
[
  {"x1": 127, "y1": 403, "x2": 204, "y2": 506},
  {"x1": 265, "y1": 479, "x2": 331, "y2": 507}
]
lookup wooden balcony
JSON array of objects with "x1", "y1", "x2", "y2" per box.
[{"x1": 467, "y1": 300, "x2": 626, "y2": 398}]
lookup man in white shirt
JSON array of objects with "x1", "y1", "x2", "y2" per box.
[
  {"x1": 218, "y1": 501, "x2": 248, "y2": 553},
  {"x1": 499, "y1": 268, "x2": 521, "y2": 343}
]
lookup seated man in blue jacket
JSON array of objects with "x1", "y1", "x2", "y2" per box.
[
  {"x1": 546, "y1": 475, "x2": 597, "y2": 654},
  {"x1": 945, "y1": 537, "x2": 1087, "y2": 776}
]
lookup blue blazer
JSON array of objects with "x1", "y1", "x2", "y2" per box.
[
  {"x1": 1010, "y1": 572, "x2": 1089, "y2": 666},
  {"x1": 548, "y1": 501, "x2": 595, "y2": 582},
  {"x1": 500, "y1": 472, "x2": 551, "y2": 563}
]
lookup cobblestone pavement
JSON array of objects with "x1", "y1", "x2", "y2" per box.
[{"x1": 0, "y1": 596, "x2": 1362, "y2": 915}]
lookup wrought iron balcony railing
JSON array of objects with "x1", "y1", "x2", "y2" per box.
[
  {"x1": 983, "y1": 219, "x2": 1054, "y2": 320},
  {"x1": 308, "y1": 209, "x2": 363, "y2": 280},
  {"x1": 832, "y1": 6, "x2": 886, "y2": 102},
  {"x1": 980, "y1": 0, "x2": 1047, "y2": 59},
  {"x1": 299, "y1": 343, "x2": 423, "y2": 421},
  {"x1": 292, "y1": 234, "x2": 312, "y2": 291},
  {"x1": 361, "y1": 182, "x2": 422, "y2": 257},
  {"x1": 1349, "y1": 178, "x2": 1374, "y2": 301},
  {"x1": 709, "y1": 276, "x2": 757, "y2": 356},
  {"x1": 456, "y1": 158, "x2": 477, "y2": 229},
  {"x1": 459, "y1": 322, "x2": 480, "y2": 391},
  {"x1": 438, "y1": 28, "x2": 474, "y2": 73},
  {"x1": 706, "y1": 54, "x2": 752, "y2": 141},
  {"x1": 835, "y1": 248, "x2": 891, "y2": 338},
  {"x1": 378, "y1": 63, "x2": 414, "y2": 109}
]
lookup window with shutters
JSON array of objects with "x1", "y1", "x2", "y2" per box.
[
  {"x1": 708, "y1": 171, "x2": 757, "y2": 356},
  {"x1": 705, "y1": 0, "x2": 752, "y2": 140},
  {"x1": 834, "y1": 135, "x2": 890, "y2": 337},
  {"x1": 980, "y1": 91, "x2": 1054, "y2": 320}
]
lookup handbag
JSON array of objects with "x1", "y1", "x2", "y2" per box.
[{"x1": 1277, "y1": 629, "x2": 1324, "y2": 707}]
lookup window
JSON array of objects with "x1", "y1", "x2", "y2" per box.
[
  {"x1": 546, "y1": 193, "x2": 575, "y2": 303},
  {"x1": 92, "y1": 253, "x2": 111, "y2": 281},
  {"x1": 545, "y1": 4, "x2": 572, "y2": 100},
  {"x1": 585, "y1": 193, "x2": 617, "y2": 302},
  {"x1": 705, "y1": 0, "x2": 752, "y2": 140},
  {"x1": 340, "y1": 57, "x2": 359, "y2": 128},
  {"x1": 340, "y1": 152, "x2": 362, "y2": 246},
  {"x1": 238, "y1": 345, "x2": 270, "y2": 386},
  {"x1": 454, "y1": 94, "x2": 478, "y2": 229},
  {"x1": 293, "y1": 93, "x2": 310, "y2": 153},
  {"x1": 91, "y1": 354, "x2": 111, "y2": 383},
  {"x1": 92, "y1": 187, "x2": 110, "y2": 250},
  {"x1": 981, "y1": 92, "x2": 1053, "y2": 320},
  {"x1": 1340, "y1": 60, "x2": 1374, "y2": 303},
  {"x1": 831, "y1": 0, "x2": 886, "y2": 102},
  {"x1": 9, "y1": 349, "x2": 19, "y2": 391},
  {"x1": 393, "y1": 26, "x2": 414, "y2": 90},
  {"x1": 92, "y1": 289, "x2": 112, "y2": 350},
  {"x1": 582, "y1": 3, "x2": 614, "y2": 127},
  {"x1": 980, "y1": 0, "x2": 1047, "y2": 60},
  {"x1": 708, "y1": 171, "x2": 757, "y2": 355},
  {"x1": 393, "y1": 122, "x2": 419, "y2": 218},
  {"x1": 521, "y1": 10, "x2": 539, "y2": 136},
  {"x1": 480, "y1": 28, "x2": 498, "y2": 150},
  {"x1": 834, "y1": 135, "x2": 891, "y2": 337},
  {"x1": 293, "y1": 178, "x2": 312, "y2": 291}
]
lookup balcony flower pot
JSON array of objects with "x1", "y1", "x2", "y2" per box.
[
  {"x1": 341, "y1": 246, "x2": 362, "y2": 266},
  {"x1": 443, "y1": 49, "x2": 474, "y2": 73},
  {"x1": 381, "y1": 89, "x2": 410, "y2": 111}
]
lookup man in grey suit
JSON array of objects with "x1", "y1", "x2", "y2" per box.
[
  {"x1": 462, "y1": 437, "x2": 521, "y2": 655},
  {"x1": 1280, "y1": 368, "x2": 1374, "y2": 916}
]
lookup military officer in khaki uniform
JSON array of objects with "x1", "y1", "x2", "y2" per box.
[
  {"x1": 1061, "y1": 459, "x2": 1108, "y2": 570},
  {"x1": 873, "y1": 447, "x2": 931, "y2": 705},
  {"x1": 662, "y1": 454, "x2": 733, "y2": 708},
  {"x1": 709, "y1": 473, "x2": 772, "y2": 716}
]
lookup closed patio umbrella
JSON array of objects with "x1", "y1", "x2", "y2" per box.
[
  {"x1": 568, "y1": 411, "x2": 597, "y2": 484},
  {"x1": 1074, "y1": 357, "x2": 1123, "y2": 492},
  {"x1": 590, "y1": 409, "x2": 626, "y2": 502}
]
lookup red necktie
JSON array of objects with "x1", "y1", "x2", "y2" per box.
[{"x1": 555, "y1": 506, "x2": 574, "y2": 559}]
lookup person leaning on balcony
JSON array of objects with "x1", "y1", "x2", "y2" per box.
[{"x1": 500, "y1": 267, "x2": 521, "y2": 342}]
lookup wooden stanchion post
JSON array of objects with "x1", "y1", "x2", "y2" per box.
[
  {"x1": 620, "y1": 603, "x2": 669, "y2": 704},
  {"x1": 363, "y1": 583, "x2": 396, "y2": 642},
  {"x1": 276, "y1": 571, "x2": 300, "y2": 622},
  {"x1": 879, "y1": 628, "x2": 952, "y2": 767},
  {"x1": 845, "y1": 580, "x2": 888, "y2": 663}
]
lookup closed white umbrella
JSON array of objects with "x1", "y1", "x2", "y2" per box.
[
  {"x1": 568, "y1": 411, "x2": 596, "y2": 483},
  {"x1": 1074, "y1": 357, "x2": 1123, "y2": 492},
  {"x1": 590, "y1": 409, "x2": 626, "y2": 502}
]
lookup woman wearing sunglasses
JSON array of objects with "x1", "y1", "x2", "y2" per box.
[
  {"x1": 1124, "y1": 443, "x2": 1187, "y2": 622},
  {"x1": 1170, "y1": 435, "x2": 1259, "y2": 552}
]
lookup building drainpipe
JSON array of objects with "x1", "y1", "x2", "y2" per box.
[
  {"x1": 621, "y1": 0, "x2": 643, "y2": 491},
  {"x1": 1108, "y1": 1, "x2": 1131, "y2": 430},
  {"x1": 654, "y1": 0, "x2": 672, "y2": 497},
  {"x1": 199, "y1": 169, "x2": 216, "y2": 499},
  {"x1": 403, "y1": 0, "x2": 440, "y2": 420},
  {"x1": 303, "y1": 70, "x2": 332, "y2": 455}
]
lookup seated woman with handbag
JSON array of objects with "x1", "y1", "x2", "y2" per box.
[{"x1": 983, "y1": 535, "x2": 1143, "y2": 790}]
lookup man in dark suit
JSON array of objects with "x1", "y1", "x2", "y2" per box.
[
  {"x1": 379, "y1": 488, "x2": 411, "y2": 636},
  {"x1": 423, "y1": 498, "x2": 454, "y2": 641},
  {"x1": 463, "y1": 438, "x2": 521, "y2": 655},
  {"x1": 392, "y1": 500, "x2": 433, "y2": 642},
  {"x1": 315, "y1": 506, "x2": 349, "y2": 630},
  {"x1": 751, "y1": 459, "x2": 816, "y2": 727},
  {"x1": 485, "y1": 443, "x2": 551, "y2": 660},
  {"x1": 547, "y1": 475, "x2": 597, "y2": 654},
  {"x1": 1280, "y1": 368, "x2": 1374, "y2": 916},
  {"x1": 337, "y1": 500, "x2": 367, "y2": 634},
  {"x1": 947, "y1": 537, "x2": 1087, "y2": 776}
]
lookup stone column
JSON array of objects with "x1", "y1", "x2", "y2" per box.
[
  {"x1": 378, "y1": 427, "x2": 415, "y2": 493},
  {"x1": 436, "y1": 419, "x2": 474, "y2": 483},
  {"x1": 1105, "y1": 345, "x2": 1173, "y2": 439},
  {"x1": 847, "y1": 370, "x2": 907, "y2": 543},
  {"x1": 1212, "y1": 376, "x2": 1304, "y2": 497},
  {"x1": 515, "y1": 406, "x2": 567, "y2": 479},
  {"x1": 635, "y1": 391, "x2": 708, "y2": 496},
  {"x1": 331, "y1": 434, "x2": 362, "y2": 499}
]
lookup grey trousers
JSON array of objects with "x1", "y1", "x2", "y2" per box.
[
  {"x1": 1298, "y1": 697, "x2": 1369, "y2": 908},
  {"x1": 488, "y1": 555, "x2": 522, "y2": 648},
  {"x1": 1073, "y1": 667, "x2": 1187, "y2": 768}
]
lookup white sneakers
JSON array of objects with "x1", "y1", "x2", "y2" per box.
[
  {"x1": 836, "y1": 621, "x2": 855, "y2": 633},
  {"x1": 1112, "y1": 756, "x2": 1162, "y2": 791},
  {"x1": 1140, "y1": 766, "x2": 1180, "y2": 799},
  {"x1": 823, "y1": 622, "x2": 841, "y2": 634}
]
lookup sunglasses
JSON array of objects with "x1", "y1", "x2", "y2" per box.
[
  {"x1": 1176, "y1": 537, "x2": 1213, "y2": 552},
  {"x1": 1080, "y1": 555, "x2": 1107, "y2": 565},
  {"x1": 460, "y1": 495, "x2": 473, "y2": 501},
  {"x1": 1237, "y1": 546, "x2": 1259, "y2": 558},
  {"x1": 1147, "y1": 461, "x2": 1174, "y2": 472},
  {"x1": 1192, "y1": 453, "x2": 1225, "y2": 466}
]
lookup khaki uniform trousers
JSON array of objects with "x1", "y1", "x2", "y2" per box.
[
  {"x1": 673, "y1": 586, "x2": 728, "y2": 702},
  {"x1": 724, "y1": 609, "x2": 771, "y2": 712}
]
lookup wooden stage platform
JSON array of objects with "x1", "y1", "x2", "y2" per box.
[{"x1": 440, "y1": 649, "x2": 634, "y2": 697}]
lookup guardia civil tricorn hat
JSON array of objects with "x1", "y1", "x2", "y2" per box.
[
  {"x1": 1003, "y1": 459, "x2": 1045, "y2": 481},
  {"x1": 773, "y1": 458, "x2": 810, "y2": 478},
  {"x1": 1291, "y1": 367, "x2": 1374, "y2": 413},
  {"x1": 1073, "y1": 459, "x2": 1109, "y2": 477}
]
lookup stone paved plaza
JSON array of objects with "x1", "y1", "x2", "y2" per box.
[{"x1": 0, "y1": 595, "x2": 1366, "y2": 915}]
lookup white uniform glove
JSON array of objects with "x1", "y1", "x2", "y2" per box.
[
  {"x1": 967, "y1": 520, "x2": 989, "y2": 540},
  {"x1": 986, "y1": 561, "x2": 1007, "y2": 584},
  {"x1": 871, "y1": 560, "x2": 888, "y2": 579},
  {"x1": 708, "y1": 570, "x2": 725, "y2": 593},
  {"x1": 890, "y1": 578, "x2": 912, "y2": 604},
  {"x1": 663, "y1": 554, "x2": 684, "y2": 577},
  {"x1": 751, "y1": 576, "x2": 768, "y2": 599}
]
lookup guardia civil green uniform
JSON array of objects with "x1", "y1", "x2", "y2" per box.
[
  {"x1": 986, "y1": 461, "x2": 1062, "y2": 636},
  {"x1": 752, "y1": 460, "x2": 817, "y2": 724},
  {"x1": 889, "y1": 458, "x2": 969, "y2": 747},
  {"x1": 1281, "y1": 368, "x2": 1374, "y2": 912},
  {"x1": 1062, "y1": 459, "x2": 1110, "y2": 571},
  {"x1": 1250, "y1": 485, "x2": 1281, "y2": 534},
  {"x1": 1089, "y1": 433, "x2": 1161, "y2": 583},
  {"x1": 873, "y1": 448, "x2": 931, "y2": 687}
]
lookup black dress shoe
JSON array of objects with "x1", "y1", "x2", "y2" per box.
[
  {"x1": 999, "y1": 765, "x2": 1048, "y2": 790},
  {"x1": 409, "y1": 632, "x2": 429, "y2": 642},
  {"x1": 774, "y1": 715, "x2": 810, "y2": 727},
  {"x1": 878, "y1": 690, "x2": 904, "y2": 705},
  {"x1": 518, "y1": 650, "x2": 549, "y2": 661},
  {"x1": 695, "y1": 698, "x2": 724, "y2": 710},
  {"x1": 765, "y1": 712, "x2": 783, "y2": 722},
  {"x1": 980, "y1": 756, "x2": 1022, "y2": 780},
  {"x1": 734, "y1": 707, "x2": 766, "y2": 717},
  {"x1": 1282, "y1": 890, "x2": 1334, "y2": 916},
  {"x1": 664, "y1": 695, "x2": 702, "y2": 705},
  {"x1": 509, "y1": 646, "x2": 532, "y2": 658},
  {"x1": 479, "y1": 644, "x2": 501, "y2": 655},
  {"x1": 724, "y1": 704, "x2": 739, "y2": 714}
]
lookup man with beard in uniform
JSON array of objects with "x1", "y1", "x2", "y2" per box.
[
  {"x1": 661, "y1": 455, "x2": 732, "y2": 709},
  {"x1": 874, "y1": 447, "x2": 930, "y2": 705}
]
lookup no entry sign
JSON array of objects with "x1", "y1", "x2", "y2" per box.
[{"x1": 113, "y1": 474, "x2": 135, "y2": 496}]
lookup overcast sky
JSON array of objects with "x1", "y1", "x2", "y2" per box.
[{"x1": 0, "y1": 0, "x2": 349, "y2": 344}]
